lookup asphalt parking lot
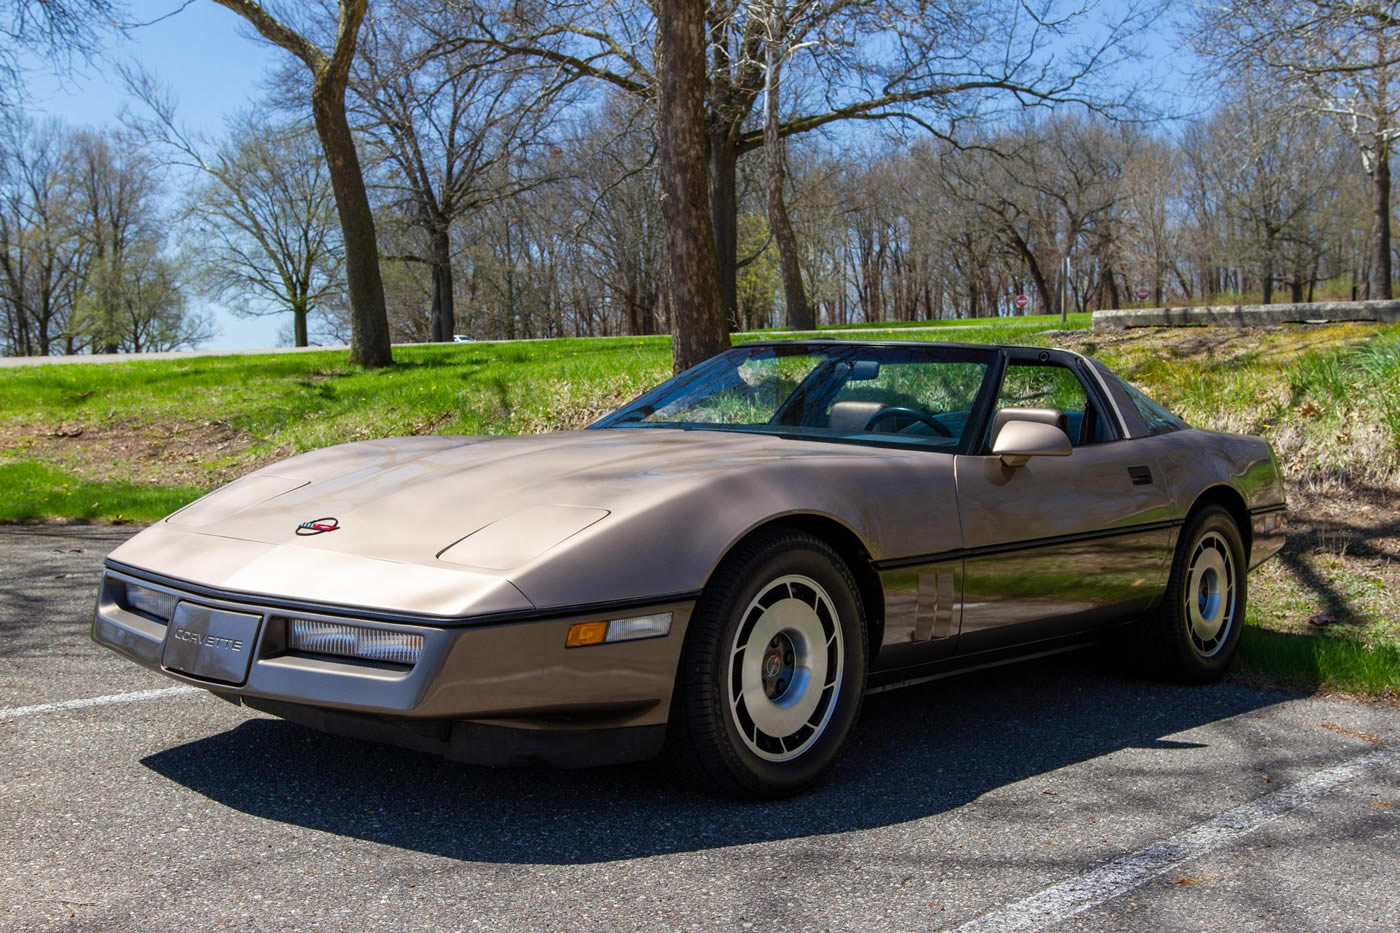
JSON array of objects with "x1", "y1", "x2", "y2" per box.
[{"x1": 2, "y1": 525, "x2": 1398, "y2": 932}]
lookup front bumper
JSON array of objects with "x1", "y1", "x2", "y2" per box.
[{"x1": 92, "y1": 565, "x2": 693, "y2": 766}]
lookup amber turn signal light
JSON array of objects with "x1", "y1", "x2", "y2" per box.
[
  {"x1": 565, "y1": 621, "x2": 609, "y2": 647},
  {"x1": 566, "y1": 613, "x2": 673, "y2": 647}
]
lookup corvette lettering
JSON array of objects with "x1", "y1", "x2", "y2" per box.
[{"x1": 172, "y1": 628, "x2": 244, "y2": 652}]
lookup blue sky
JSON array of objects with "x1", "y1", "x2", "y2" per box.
[{"x1": 21, "y1": 0, "x2": 1204, "y2": 352}]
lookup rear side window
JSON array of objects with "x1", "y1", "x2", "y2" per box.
[
  {"x1": 1120, "y1": 380, "x2": 1188, "y2": 434},
  {"x1": 994, "y1": 362, "x2": 1110, "y2": 446}
]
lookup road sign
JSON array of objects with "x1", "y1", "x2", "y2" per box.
[
  {"x1": 1015, "y1": 294, "x2": 1029, "y2": 310},
  {"x1": 1135, "y1": 287, "x2": 1150, "y2": 301}
]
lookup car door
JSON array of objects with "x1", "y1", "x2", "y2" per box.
[{"x1": 952, "y1": 354, "x2": 1175, "y2": 652}]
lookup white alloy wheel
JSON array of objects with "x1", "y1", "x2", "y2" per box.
[
  {"x1": 1184, "y1": 530, "x2": 1237, "y2": 659},
  {"x1": 726, "y1": 574, "x2": 844, "y2": 762}
]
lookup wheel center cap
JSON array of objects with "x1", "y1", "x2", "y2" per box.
[
  {"x1": 761, "y1": 633, "x2": 796, "y2": 700},
  {"x1": 1198, "y1": 568, "x2": 1218, "y2": 618}
]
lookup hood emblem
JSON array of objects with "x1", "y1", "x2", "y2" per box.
[{"x1": 296, "y1": 517, "x2": 340, "y2": 536}]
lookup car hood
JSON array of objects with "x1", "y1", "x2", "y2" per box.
[{"x1": 106, "y1": 429, "x2": 888, "y2": 618}]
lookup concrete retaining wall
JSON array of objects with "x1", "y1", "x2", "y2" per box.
[{"x1": 1093, "y1": 300, "x2": 1400, "y2": 329}]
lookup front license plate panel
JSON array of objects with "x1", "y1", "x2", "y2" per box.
[{"x1": 161, "y1": 603, "x2": 262, "y2": 685}]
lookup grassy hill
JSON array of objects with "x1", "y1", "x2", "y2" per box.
[{"x1": 3, "y1": 316, "x2": 1397, "y2": 696}]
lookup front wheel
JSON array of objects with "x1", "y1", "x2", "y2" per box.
[
  {"x1": 668, "y1": 529, "x2": 867, "y2": 798},
  {"x1": 1151, "y1": 505, "x2": 1247, "y2": 682}
]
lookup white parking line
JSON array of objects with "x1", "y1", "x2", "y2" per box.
[
  {"x1": 0, "y1": 686, "x2": 202, "y2": 720},
  {"x1": 956, "y1": 744, "x2": 1399, "y2": 933}
]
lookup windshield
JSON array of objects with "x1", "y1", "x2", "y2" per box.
[{"x1": 592, "y1": 343, "x2": 997, "y2": 451}]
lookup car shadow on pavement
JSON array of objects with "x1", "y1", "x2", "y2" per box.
[{"x1": 141, "y1": 656, "x2": 1295, "y2": 865}]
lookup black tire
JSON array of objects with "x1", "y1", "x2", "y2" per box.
[
  {"x1": 1150, "y1": 505, "x2": 1247, "y2": 682},
  {"x1": 667, "y1": 528, "x2": 868, "y2": 798}
]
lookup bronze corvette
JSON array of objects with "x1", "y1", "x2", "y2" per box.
[{"x1": 92, "y1": 341, "x2": 1286, "y2": 797}]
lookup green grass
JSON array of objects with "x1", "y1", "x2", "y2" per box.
[
  {"x1": 1067, "y1": 323, "x2": 1400, "y2": 491},
  {"x1": 0, "y1": 335, "x2": 679, "y2": 521},
  {"x1": 0, "y1": 462, "x2": 204, "y2": 523},
  {"x1": 1237, "y1": 623, "x2": 1400, "y2": 697},
  {"x1": 0, "y1": 319, "x2": 1080, "y2": 537},
  {"x1": 0, "y1": 320, "x2": 1085, "y2": 492},
  {"x1": 0, "y1": 335, "x2": 674, "y2": 445}
]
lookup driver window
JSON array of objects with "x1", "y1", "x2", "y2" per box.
[
  {"x1": 823, "y1": 359, "x2": 986, "y2": 442},
  {"x1": 993, "y1": 363, "x2": 1107, "y2": 447}
]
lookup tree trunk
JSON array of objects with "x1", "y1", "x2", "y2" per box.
[
  {"x1": 429, "y1": 226, "x2": 454, "y2": 341},
  {"x1": 292, "y1": 298, "x2": 308, "y2": 347},
  {"x1": 708, "y1": 130, "x2": 739, "y2": 329},
  {"x1": 1009, "y1": 230, "x2": 1052, "y2": 313},
  {"x1": 1372, "y1": 145, "x2": 1392, "y2": 300},
  {"x1": 658, "y1": 0, "x2": 728, "y2": 373},
  {"x1": 212, "y1": 0, "x2": 392, "y2": 366},
  {"x1": 310, "y1": 83, "x2": 391, "y2": 366},
  {"x1": 763, "y1": 26, "x2": 813, "y2": 332},
  {"x1": 1098, "y1": 259, "x2": 1119, "y2": 310},
  {"x1": 1172, "y1": 263, "x2": 1192, "y2": 300},
  {"x1": 625, "y1": 271, "x2": 641, "y2": 335},
  {"x1": 769, "y1": 176, "x2": 812, "y2": 329}
]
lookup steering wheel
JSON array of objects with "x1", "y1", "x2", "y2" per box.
[{"x1": 864, "y1": 406, "x2": 953, "y2": 437}]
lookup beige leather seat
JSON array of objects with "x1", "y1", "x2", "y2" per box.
[
  {"x1": 826, "y1": 400, "x2": 886, "y2": 433},
  {"x1": 991, "y1": 406, "x2": 1069, "y2": 444}
]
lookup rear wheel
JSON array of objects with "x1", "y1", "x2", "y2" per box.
[
  {"x1": 668, "y1": 529, "x2": 867, "y2": 798},
  {"x1": 1151, "y1": 505, "x2": 1247, "y2": 682}
]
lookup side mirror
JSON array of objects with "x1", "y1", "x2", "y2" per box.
[{"x1": 992, "y1": 420, "x2": 1072, "y2": 468}]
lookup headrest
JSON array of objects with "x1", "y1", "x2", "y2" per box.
[
  {"x1": 991, "y1": 406, "x2": 1068, "y2": 441},
  {"x1": 827, "y1": 400, "x2": 886, "y2": 434}
]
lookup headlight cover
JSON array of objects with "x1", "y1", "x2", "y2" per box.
[
  {"x1": 286, "y1": 618, "x2": 424, "y2": 666},
  {"x1": 124, "y1": 582, "x2": 178, "y2": 622}
]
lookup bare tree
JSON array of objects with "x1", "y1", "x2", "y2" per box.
[
  {"x1": 1193, "y1": 0, "x2": 1400, "y2": 298},
  {"x1": 77, "y1": 237, "x2": 213, "y2": 351},
  {"x1": 1181, "y1": 92, "x2": 1338, "y2": 304},
  {"x1": 757, "y1": 0, "x2": 812, "y2": 329},
  {"x1": 562, "y1": 97, "x2": 665, "y2": 337},
  {"x1": 1, "y1": 0, "x2": 122, "y2": 111},
  {"x1": 0, "y1": 116, "x2": 88, "y2": 354},
  {"x1": 124, "y1": 73, "x2": 347, "y2": 347},
  {"x1": 69, "y1": 128, "x2": 163, "y2": 352},
  {"x1": 186, "y1": 117, "x2": 344, "y2": 346},
  {"x1": 1119, "y1": 136, "x2": 1179, "y2": 305},
  {"x1": 466, "y1": 0, "x2": 1157, "y2": 366},
  {"x1": 209, "y1": 0, "x2": 391, "y2": 365},
  {"x1": 351, "y1": 3, "x2": 565, "y2": 342}
]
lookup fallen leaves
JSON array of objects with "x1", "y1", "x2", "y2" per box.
[{"x1": 1318, "y1": 722, "x2": 1383, "y2": 745}]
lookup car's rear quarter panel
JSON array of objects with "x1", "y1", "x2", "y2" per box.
[{"x1": 1140, "y1": 428, "x2": 1288, "y2": 567}]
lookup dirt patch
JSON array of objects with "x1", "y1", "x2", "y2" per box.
[
  {"x1": 0, "y1": 418, "x2": 261, "y2": 487},
  {"x1": 1251, "y1": 487, "x2": 1400, "y2": 645}
]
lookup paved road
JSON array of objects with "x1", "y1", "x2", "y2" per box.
[{"x1": 2, "y1": 526, "x2": 1397, "y2": 931}]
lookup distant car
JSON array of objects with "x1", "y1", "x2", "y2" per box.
[
  {"x1": 92, "y1": 341, "x2": 1286, "y2": 797},
  {"x1": 452, "y1": 334, "x2": 475, "y2": 343}
]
